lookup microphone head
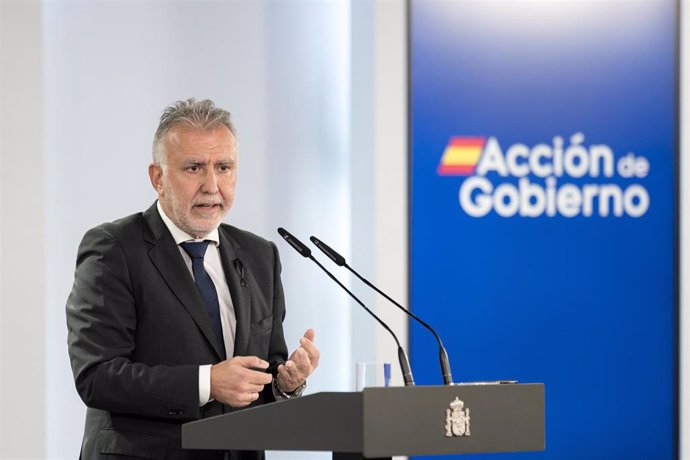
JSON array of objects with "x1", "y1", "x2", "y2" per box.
[
  {"x1": 277, "y1": 227, "x2": 312, "y2": 257},
  {"x1": 309, "y1": 236, "x2": 346, "y2": 266}
]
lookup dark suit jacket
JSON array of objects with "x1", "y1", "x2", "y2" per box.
[{"x1": 66, "y1": 203, "x2": 288, "y2": 460}]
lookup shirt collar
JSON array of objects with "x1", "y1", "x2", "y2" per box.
[{"x1": 156, "y1": 200, "x2": 220, "y2": 247}]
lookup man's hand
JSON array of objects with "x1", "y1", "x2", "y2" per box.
[
  {"x1": 276, "y1": 329, "x2": 320, "y2": 393},
  {"x1": 210, "y1": 356, "x2": 273, "y2": 407}
]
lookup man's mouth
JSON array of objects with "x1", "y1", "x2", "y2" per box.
[{"x1": 193, "y1": 203, "x2": 223, "y2": 210}]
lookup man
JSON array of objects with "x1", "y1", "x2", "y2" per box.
[{"x1": 67, "y1": 98, "x2": 319, "y2": 460}]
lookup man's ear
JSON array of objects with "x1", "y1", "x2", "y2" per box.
[{"x1": 148, "y1": 163, "x2": 164, "y2": 195}]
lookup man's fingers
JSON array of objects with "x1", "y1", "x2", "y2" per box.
[
  {"x1": 244, "y1": 382, "x2": 267, "y2": 393},
  {"x1": 275, "y1": 331, "x2": 319, "y2": 393},
  {"x1": 299, "y1": 337, "x2": 320, "y2": 362},
  {"x1": 234, "y1": 355, "x2": 269, "y2": 370},
  {"x1": 299, "y1": 329, "x2": 319, "y2": 365},
  {"x1": 278, "y1": 360, "x2": 300, "y2": 380},
  {"x1": 229, "y1": 391, "x2": 260, "y2": 408},
  {"x1": 230, "y1": 356, "x2": 272, "y2": 384},
  {"x1": 280, "y1": 354, "x2": 312, "y2": 382},
  {"x1": 212, "y1": 357, "x2": 272, "y2": 399},
  {"x1": 245, "y1": 368, "x2": 272, "y2": 385},
  {"x1": 293, "y1": 348, "x2": 312, "y2": 368},
  {"x1": 303, "y1": 328, "x2": 315, "y2": 342}
]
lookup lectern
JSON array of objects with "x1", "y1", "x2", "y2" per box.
[{"x1": 182, "y1": 383, "x2": 544, "y2": 459}]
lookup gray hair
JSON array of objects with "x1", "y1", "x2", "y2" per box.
[{"x1": 152, "y1": 98, "x2": 236, "y2": 166}]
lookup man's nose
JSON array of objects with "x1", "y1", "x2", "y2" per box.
[{"x1": 200, "y1": 170, "x2": 219, "y2": 193}]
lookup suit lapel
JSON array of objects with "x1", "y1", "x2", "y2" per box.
[
  {"x1": 142, "y1": 204, "x2": 226, "y2": 360},
  {"x1": 218, "y1": 228, "x2": 252, "y2": 357}
]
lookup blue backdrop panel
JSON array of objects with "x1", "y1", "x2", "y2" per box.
[{"x1": 409, "y1": 2, "x2": 677, "y2": 459}]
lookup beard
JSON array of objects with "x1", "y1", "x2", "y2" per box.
[{"x1": 162, "y1": 180, "x2": 229, "y2": 239}]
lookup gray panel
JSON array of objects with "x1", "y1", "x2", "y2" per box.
[
  {"x1": 183, "y1": 393, "x2": 363, "y2": 452},
  {"x1": 362, "y1": 384, "x2": 545, "y2": 457}
]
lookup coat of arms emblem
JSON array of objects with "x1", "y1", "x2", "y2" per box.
[{"x1": 445, "y1": 397, "x2": 471, "y2": 437}]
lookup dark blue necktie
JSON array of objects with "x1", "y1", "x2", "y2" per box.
[{"x1": 180, "y1": 241, "x2": 226, "y2": 358}]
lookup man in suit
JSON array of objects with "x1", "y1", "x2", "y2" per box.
[{"x1": 66, "y1": 98, "x2": 319, "y2": 459}]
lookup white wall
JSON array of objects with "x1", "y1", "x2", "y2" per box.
[
  {"x1": 0, "y1": 1, "x2": 45, "y2": 458},
  {"x1": 0, "y1": 1, "x2": 407, "y2": 459}
]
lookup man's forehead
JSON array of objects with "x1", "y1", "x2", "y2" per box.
[{"x1": 165, "y1": 126, "x2": 238, "y2": 152}]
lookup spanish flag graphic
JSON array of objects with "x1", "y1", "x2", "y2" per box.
[{"x1": 437, "y1": 136, "x2": 486, "y2": 175}]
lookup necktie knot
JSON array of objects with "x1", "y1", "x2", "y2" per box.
[{"x1": 180, "y1": 241, "x2": 210, "y2": 260}]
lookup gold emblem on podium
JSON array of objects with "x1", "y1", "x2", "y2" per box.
[{"x1": 445, "y1": 397, "x2": 471, "y2": 437}]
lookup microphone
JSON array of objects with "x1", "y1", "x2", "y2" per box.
[
  {"x1": 234, "y1": 259, "x2": 247, "y2": 287},
  {"x1": 277, "y1": 228, "x2": 414, "y2": 387},
  {"x1": 310, "y1": 235, "x2": 454, "y2": 385}
]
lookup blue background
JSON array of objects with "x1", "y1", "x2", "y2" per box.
[{"x1": 409, "y1": 1, "x2": 677, "y2": 459}]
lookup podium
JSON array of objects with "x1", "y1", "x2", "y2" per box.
[{"x1": 182, "y1": 383, "x2": 544, "y2": 459}]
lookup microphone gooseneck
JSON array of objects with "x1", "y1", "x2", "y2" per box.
[
  {"x1": 310, "y1": 235, "x2": 454, "y2": 385},
  {"x1": 278, "y1": 228, "x2": 415, "y2": 387}
]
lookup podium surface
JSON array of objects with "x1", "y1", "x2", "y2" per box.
[{"x1": 183, "y1": 383, "x2": 544, "y2": 458}]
